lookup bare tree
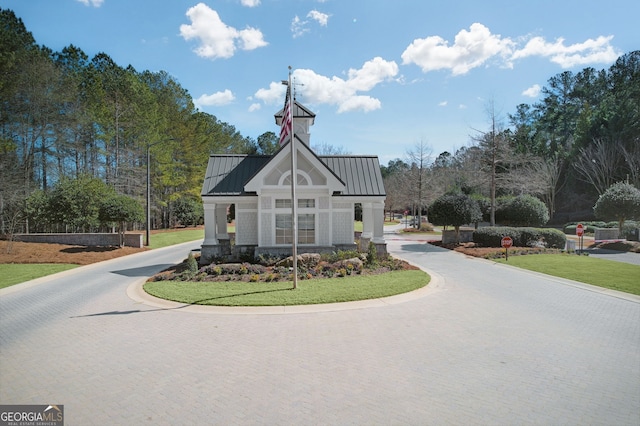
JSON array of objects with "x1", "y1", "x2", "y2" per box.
[
  {"x1": 406, "y1": 140, "x2": 432, "y2": 226},
  {"x1": 312, "y1": 142, "x2": 351, "y2": 155},
  {"x1": 574, "y1": 138, "x2": 623, "y2": 195},
  {"x1": 620, "y1": 142, "x2": 640, "y2": 188}
]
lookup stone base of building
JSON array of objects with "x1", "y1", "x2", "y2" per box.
[{"x1": 200, "y1": 243, "x2": 366, "y2": 264}]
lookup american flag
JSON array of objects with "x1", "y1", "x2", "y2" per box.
[{"x1": 279, "y1": 87, "x2": 292, "y2": 146}]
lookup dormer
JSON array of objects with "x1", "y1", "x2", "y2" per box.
[{"x1": 274, "y1": 100, "x2": 316, "y2": 146}]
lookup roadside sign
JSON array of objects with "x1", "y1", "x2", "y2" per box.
[
  {"x1": 576, "y1": 223, "x2": 585, "y2": 237},
  {"x1": 501, "y1": 236, "x2": 513, "y2": 248}
]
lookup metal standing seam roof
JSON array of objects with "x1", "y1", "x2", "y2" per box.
[{"x1": 201, "y1": 154, "x2": 385, "y2": 197}]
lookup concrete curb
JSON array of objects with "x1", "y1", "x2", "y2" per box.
[{"x1": 126, "y1": 265, "x2": 443, "y2": 315}]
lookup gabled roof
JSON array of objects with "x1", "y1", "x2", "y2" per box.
[
  {"x1": 274, "y1": 100, "x2": 316, "y2": 126},
  {"x1": 244, "y1": 136, "x2": 345, "y2": 194},
  {"x1": 201, "y1": 150, "x2": 385, "y2": 197},
  {"x1": 201, "y1": 155, "x2": 270, "y2": 196}
]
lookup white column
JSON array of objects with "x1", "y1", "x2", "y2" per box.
[
  {"x1": 216, "y1": 205, "x2": 229, "y2": 240},
  {"x1": 361, "y1": 202, "x2": 373, "y2": 239},
  {"x1": 203, "y1": 202, "x2": 218, "y2": 245},
  {"x1": 372, "y1": 201, "x2": 385, "y2": 243}
]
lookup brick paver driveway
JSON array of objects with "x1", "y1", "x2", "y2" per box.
[{"x1": 1, "y1": 238, "x2": 639, "y2": 425}]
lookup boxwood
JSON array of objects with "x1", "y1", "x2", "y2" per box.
[{"x1": 473, "y1": 226, "x2": 566, "y2": 248}]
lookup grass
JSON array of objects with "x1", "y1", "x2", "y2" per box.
[
  {"x1": 0, "y1": 264, "x2": 79, "y2": 289},
  {"x1": 148, "y1": 228, "x2": 204, "y2": 249},
  {"x1": 144, "y1": 270, "x2": 429, "y2": 306},
  {"x1": 496, "y1": 254, "x2": 640, "y2": 295}
]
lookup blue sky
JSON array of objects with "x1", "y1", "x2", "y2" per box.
[{"x1": 4, "y1": 0, "x2": 638, "y2": 165}]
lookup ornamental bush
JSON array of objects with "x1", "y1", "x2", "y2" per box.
[
  {"x1": 495, "y1": 194, "x2": 549, "y2": 227},
  {"x1": 593, "y1": 182, "x2": 640, "y2": 234},
  {"x1": 472, "y1": 226, "x2": 520, "y2": 247},
  {"x1": 473, "y1": 226, "x2": 566, "y2": 248},
  {"x1": 429, "y1": 193, "x2": 482, "y2": 242},
  {"x1": 539, "y1": 228, "x2": 567, "y2": 248}
]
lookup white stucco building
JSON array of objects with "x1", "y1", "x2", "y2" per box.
[{"x1": 200, "y1": 100, "x2": 386, "y2": 263}]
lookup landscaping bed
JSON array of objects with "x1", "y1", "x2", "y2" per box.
[{"x1": 148, "y1": 251, "x2": 419, "y2": 283}]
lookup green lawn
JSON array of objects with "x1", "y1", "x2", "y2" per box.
[
  {"x1": 148, "y1": 228, "x2": 204, "y2": 249},
  {"x1": 497, "y1": 254, "x2": 640, "y2": 295},
  {"x1": 144, "y1": 270, "x2": 429, "y2": 306},
  {"x1": 0, "y1": 264, "x2": 79, "y2": 289}
]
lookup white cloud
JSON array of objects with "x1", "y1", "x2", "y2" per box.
[
  {"x1": 291, "y1": 16, "x2": 310, "y2": 39},
  {"x1": 248, "y1": 103, "x2": 261, "y2": 112},
  {"x1": 401, "y1": 23, "x2": 514, "y2": 76},
  {"x1": 76, "y1": 0, "x2": 104, "y2": 6},
  {"x1": 240, "y1": 0, "x2": 260, "y2": 7},
  {"x1": 291, "y1": 10, "x2": 330, "y2": 38},
  {"x1": 194, "y1": 89, "x2": 235, "y2": 107},
  {"x1": 402, "y1": 23, "x2": 620, "y2": 75},
  {"x1": 511, "y1": 35, "x2": 619, "y2": 68},
  {"x1": 255, "y1": 57, "x2": 399, "y2": 113},
  {"x1": 438, "y1": 101, "x2": 448, "y2": 107},
  {"x1": 254, "y1": 81, "x2": 287, "y2": 104},
  {"x1": 180, "y1": 3, "x2": 267, "y2": 60},
  {"x1": 308, "y1": 10, "x2": 330, "y2": 26},
  {"x1": 522, "y1": 84, "x2": 541, "y2": 98}
]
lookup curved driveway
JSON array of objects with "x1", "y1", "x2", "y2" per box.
[{"x1": 1, "y1": 236, "x2": 639, "y2": 425}]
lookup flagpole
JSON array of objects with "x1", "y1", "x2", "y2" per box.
[{"x1": 288, "y1": 66, "x2": 298, "y2": 289}]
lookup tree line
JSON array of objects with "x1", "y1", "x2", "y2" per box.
[
  {"x1": 0, "y1": 9, "x2": 276, "y2": 236},
  {"x1": 383, "y1": 50, "x2": 639, "y2": 225}
]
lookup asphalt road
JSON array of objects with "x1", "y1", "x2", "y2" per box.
[{"x1": 1, "y1": 237, "x2": 639, "y2": 425}]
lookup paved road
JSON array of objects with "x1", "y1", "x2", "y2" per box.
[{"x1": 1, "y1": 237, "x2": 639, "y2": 425}]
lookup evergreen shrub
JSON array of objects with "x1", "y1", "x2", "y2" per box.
[{"x1": 473, "y1": 226, "x2": 566, "y2": 248}]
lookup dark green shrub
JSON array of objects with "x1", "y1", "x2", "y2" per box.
[
  {"x1": 429, "y1": 193, "x2": 482, "y2": 242},
  {"x1": 473, "y1": 226, "x2": 520, "y2": 247},
  {"x1": 366, "y1": 241, "x2": 378, "y2": 266},
  {"x1": 539, "y1": 228, "x2": 566, "y2": 248},
  {"x1": 594, "y1": 182, "x2": 640, "y2": 233},
  {"x1": 496, "y1": 195, "x2": 549, "y2": 227},
  {"x1": 517, "y1": 227, "x2": 542, "y2": 247},
  {"x1": 473, "y1": 226, "x2": 565, "y2": 248}
]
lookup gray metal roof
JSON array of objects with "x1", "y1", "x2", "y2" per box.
[
  {"x1": 320, "y1": 156, "x2": 386, "y2": 196},
  {"x1": 201, "y1": 155, "x2": 270, "y2": 196},
  {"x1": 201, "y1": 153, "x2": 385, "y2": 197}
]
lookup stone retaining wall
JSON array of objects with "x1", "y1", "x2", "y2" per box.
[{"x1": 14, "y1": 233, "x2": 143, "y2": 248}]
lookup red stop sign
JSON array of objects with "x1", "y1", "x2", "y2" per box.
[
  {"x1": 576, "y1": 223, "x2": 585, "y2": 237},
  {"x1": 501, "y1": 236, "x2": 513, "y2": 248}
]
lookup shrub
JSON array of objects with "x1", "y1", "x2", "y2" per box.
[
  {"x1": 473, "y1": 227, "x2": 520, "y2": 247},
  {"x1": 473, "y1": 226, "x2": 565, "y2": 248},
  {"x1": 517, "y1": 227, "x2": 542, "y2": 247},
  {"x1": 321, "y1": 250, "x2": 360, "y2": 263},
  {"x1": 593, "y1": 182, "x2": 640, "y2": 233},
  {"x1": 539, "y1": 228, "x2": 566, "y2": 249},
  {"x1": 179, "y1": 252, "x2": 199, "y2": 280},
  {"x1": 429, "y1": 193, "x2": 482, "y2": 242},
  {"x1": 366, "y1": 241, "x2": 378, "y2": 266},
  {"x1": 496, "y1": 195, "x2": 549, "y2": 227}
]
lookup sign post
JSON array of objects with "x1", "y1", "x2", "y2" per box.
[
  {"x1": 501, "y1": 236, "x2": 513, "y2": 261},
  {"x1": 576, "y1": 223, "x2": 584, "y2": 254}
]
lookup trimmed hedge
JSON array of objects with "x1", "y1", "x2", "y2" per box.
[{"x1": 473, "y1": 226, "x2": 566, "y2": 248}]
